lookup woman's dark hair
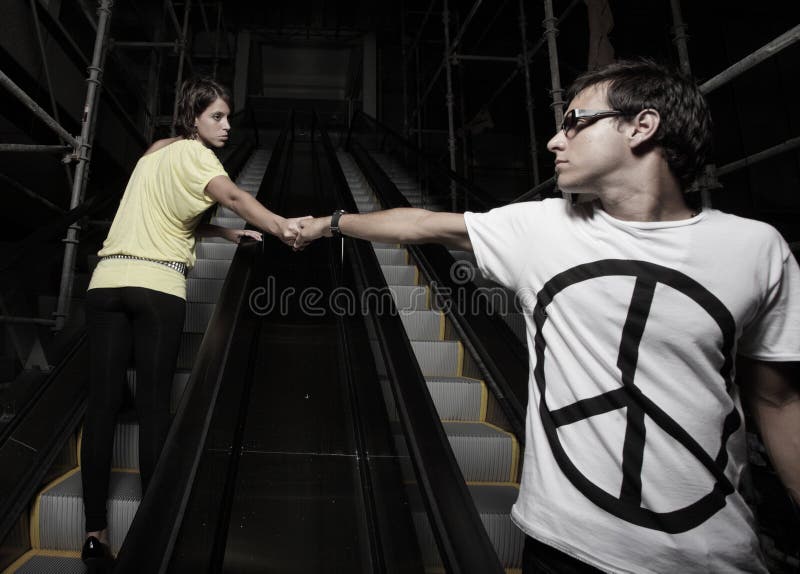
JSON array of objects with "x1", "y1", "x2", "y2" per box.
[
  {"x1": 174, "y1": 76, "x2": 231, "y2": 138},
  {"x1": 565, "y1": 59, "x2": 713, "y2": 190}
]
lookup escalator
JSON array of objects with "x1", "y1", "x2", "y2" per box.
[
  {"x1": 2, "y1": 111, "x2": 523, "y2": 574},
  {"x1": 0, "y1": 131, "x2": 274, "y2": 572}
]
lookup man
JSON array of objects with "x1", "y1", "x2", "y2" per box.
[{"x1": 295, "y1": 60, "x2": 800, "y2": 573}]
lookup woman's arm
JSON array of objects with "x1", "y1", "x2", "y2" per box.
[
  {"x1": 204, "y1": 175, "x2": 309, "y2": 247},
  {"x1": 195, "y1": 223, "x2": 263, "y2": 243}
]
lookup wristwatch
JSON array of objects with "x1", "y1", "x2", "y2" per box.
[{"x1": 330, "y1": 209, "x2": 346, "y2": 237}]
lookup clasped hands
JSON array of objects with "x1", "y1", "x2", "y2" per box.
[
  {"x1": 222, "y1": 215, "x2": 331, "y2": 251},
  {"x1": 275, "y1": 215, "x2": 334, "y2": 251}
]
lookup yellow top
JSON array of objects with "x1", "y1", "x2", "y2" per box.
[{"x1": 89, "y1": 139, "x2": 228, "y2": 299}]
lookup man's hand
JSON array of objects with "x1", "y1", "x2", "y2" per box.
[
  {"x1": 220, "y1": 228, "x2": 263, "y2": 244},
  {"x1": 281, "y1": 216, "x2": 313, "y2": 249},
  {"x1": 294, "y1": 216, "x2": 332, "y2": 250}
]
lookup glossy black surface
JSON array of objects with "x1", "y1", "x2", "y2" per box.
[{"x1": 222, "y1": 452, "x2": 367, "y2": 574}]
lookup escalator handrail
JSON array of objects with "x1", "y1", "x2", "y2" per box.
[
  {"x1": 318, "y1": 115, "x2": 506, "y2": 574},
  {"x1": 347, "y1": 111, "x2": 502, "y2": 210}
]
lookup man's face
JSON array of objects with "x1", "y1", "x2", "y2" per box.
[
  {"x1": 194, "y1": 97, "x2": 231, "y2": 148},
  {"x1": 546, "y1": 84, "x2": 631, "y2": 194}
]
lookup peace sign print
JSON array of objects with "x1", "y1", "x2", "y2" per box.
[{"x1": 533, "y1": 260, "x2": 741, "y2": 534}]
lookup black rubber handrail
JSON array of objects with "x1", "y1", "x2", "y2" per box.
[
  {"x1": 113, "y1": 113, "x2": 293, "y2": 573},
  {"x1": 314, "y1": 112, "x2": 424, "y2": 571},
  {"x1": 347, "y1": 111, "x2": 502, "y2": 210},
  {"x1": 319, "y1": 115, "x2": 505, "y2": 574},
  {"x1": 349, "y1": 141, "x2": 529, "y2": 442}
]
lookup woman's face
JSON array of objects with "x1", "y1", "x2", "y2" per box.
[{"x1": 194, "y1": 97, "x2": 230, "y2": 148}]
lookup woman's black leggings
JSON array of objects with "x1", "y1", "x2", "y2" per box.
[{"x1": 81, "y1": 287, "x2": 185, "y2": 532}]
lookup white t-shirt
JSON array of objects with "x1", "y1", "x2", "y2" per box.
[{"x1": 464, "y1": 198, "x2": 800, "y2": 574}]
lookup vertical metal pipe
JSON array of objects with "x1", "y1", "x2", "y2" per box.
[
  {"x1": 542, "y1": 0, "x2": 566, "y2": 200},
  {"x1": 542, "y1": 0, "x2": 564, "y2": 130},
  {"x1": 416, "y1": 45, "x2": 423, "y2": 151},
  {"x1": 401, "y1": 0, "x2": 409, "y2": 139},
  {"x1": 670, "y1": 0, "x2": 692, "y2": 75},
  {"x1": 669, "y1": 0, "x2": 712, "y2": 208},
  {"x1": 518, "y1": 0, "x2": 540, "y2": 185},
  {"x1": 54, "y1": 0, "x2": 114, "y2": 332},
  {"x1": 442, "y1": 0, "x2": 458, "y2": 211},
  {"x1": 171, "y1": 0, "x2": 192, "y2": 136},
  {"x1": 213, "y1": 2, "x2": 222, "y2": 79},
  {"x1": 30, "y1": 0, "x2": 74, "y2": 191}
]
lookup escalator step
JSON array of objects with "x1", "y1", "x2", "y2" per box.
[
  {"x1": 400, "y1": 310, "x2": 444, "y2": 340},
  {"x1": 390, "y1": 285, "x2": 429, "y2": 311},
  {"x1": 35, "y1": 469, "x2": 140, "y2": 554},
  {"x1": 427, "y1": 376, "x2": 486, "y2": 420},
  {"x1": 186, "y1": 277, "x2": 224, "y2": 303},
  {"x1": 209, "y1": 216, "x2": 244, "y2": 229},
  {"x1": 374, "y1": 248, "x2": 407, "y2": 265},
  {"x1": 196, "y1": 242, "x2": 238, "y2": 260},
  {"x1": 410, "y1": 340, "x2": 461, "y2": 377},
  {"x1": 381, "y1": 264, "x2": 418, "y2": 285},
  {"x1": 442, "y1": 422, "x2": 519, "y2": 483},
  {"x1": 189, "y1": 259, "x2": 231, "y2": 279},
  {"x1": 5, "y1": 552, "x2": 83, "y2": 574}
]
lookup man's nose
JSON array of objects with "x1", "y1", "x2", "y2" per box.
[{"x1": 547, "y1": 130, "x2": 565, "y2": 152}]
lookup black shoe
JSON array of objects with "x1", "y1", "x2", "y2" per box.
[{"x1": 82, "y1": 536, "x2": 113, "y2": 571}]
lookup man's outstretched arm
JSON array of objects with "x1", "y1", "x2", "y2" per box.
[{"x1": 295, "y1": 208, "x2": 472, "y2": 251}]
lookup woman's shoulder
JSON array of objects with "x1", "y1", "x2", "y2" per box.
[{"x1": 143, "y1": 136, "x2": 185, "y2": 156}]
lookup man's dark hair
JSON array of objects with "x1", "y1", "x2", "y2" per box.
[
  {"x1": 174, "y1": 76, "x2": 231, "y2": 138},
  {"x1": 565, "y1": 59, "x2": 712, "y2": 189}
]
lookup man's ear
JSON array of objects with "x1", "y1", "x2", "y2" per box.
[{"x1": 628, "y1": 108, "x2": 660, "y2": 150}]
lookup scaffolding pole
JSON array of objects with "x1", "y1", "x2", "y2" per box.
[
  {"x1": 30, "y1": 0, "x2": 75, "y2": 192},
  {"x1": 699, "y1": 23, "x2": 800, "y2": 95},
  {"x1": 460, "y1": 0, "x2": 580, "y2": 136},
  {"x1": 442, "y1": 0, "x2": 458, "y2": 211},
  {"x1": 0, "y1": 71, "x2": 80, "y2": 150},
  {"x1": 54, "y1": 0, "x2": 113, "y2": 332},
  {"x1": 668, "y1": 0, "x2": 714, "y2": 207},
  {"x1": 669, "y1": 0, "x2": 692, "y2": 75},
  {"x1": 542, "y1": 0, "x2": 564, "y2": 130},
  {"x1": 518, "y1": 0, "x2": 540, "y2": 185},
  {"x1": 170, "y1": 0, "x2": 192, "y2": 135},
  {"x1": 401, "y1": 0, "x2": 409, "y2": 138},
  {"x1": 542, "y1": 0, "x2": 566, "y2": 200},
  {"x1": 212, "y1": 2, "x2": 222, "y2": 79}
]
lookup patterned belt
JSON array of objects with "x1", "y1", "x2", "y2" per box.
[{"x1": 100, "y1": 254, "x2": 187, "y2": 277}]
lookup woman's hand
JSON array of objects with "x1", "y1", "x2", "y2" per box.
[
  {"x1": 221, "y1": 228, "x2": 263, "y2": 244},
  {"x1": 281, "y1": 216, "x2": 313, "y2": 250}
]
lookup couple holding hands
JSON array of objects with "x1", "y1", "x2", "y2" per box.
[{"x1": 84, "y1": 61, "x2": 799, "y2": 574}]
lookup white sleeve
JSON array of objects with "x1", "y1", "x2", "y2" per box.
[
  {"x1": 463, "y1": 203, "x2": 534, "y2": 291},
  {"x1": 738, "y1": 242, "x2": 800, "y2": 361}
]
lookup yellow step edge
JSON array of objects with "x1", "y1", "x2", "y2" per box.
[
  {"x1": 3, "y1": 548, "x2": 81, "y2": 574},
  {"x1": 479, "y1": 381, "x2": 488, "y2": 421},
  {"x1": 456, "y1": 342, "x2": 464, "y2": 377},
  {"x1": 30, "y1": 466, "x2": 81, "y2": 549},
  {"x1": 438, "y1": 311, "x2": 446, "y2": 340},
  {"x1": 76, "y1": 427, "x2": 83, "y2": 467}
]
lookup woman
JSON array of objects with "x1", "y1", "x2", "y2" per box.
[{"x1": 80, "y1": 76, "x2": 306, "y2": 564}]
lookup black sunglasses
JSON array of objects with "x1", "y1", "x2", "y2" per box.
[{"x1": 560, "y1": 109, "x2": 624, "y2": 136}]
